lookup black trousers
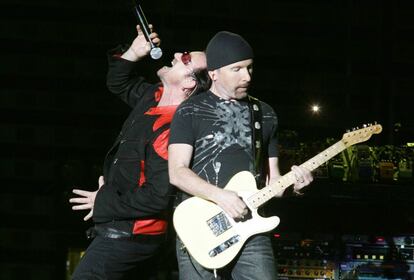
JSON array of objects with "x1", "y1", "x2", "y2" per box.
[{"x1": 72, "y1": 235, "x2": 163, "y2": 280}]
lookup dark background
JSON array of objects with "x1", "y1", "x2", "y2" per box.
[{"x1": 1, "y1": 0, "x2": 413, "y2": 279}]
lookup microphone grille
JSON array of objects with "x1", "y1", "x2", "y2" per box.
[{"x1": 150, "y1": 47, "x2": 163, "y2": 60}]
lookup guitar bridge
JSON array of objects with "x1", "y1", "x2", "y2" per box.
[
  {"x1": 207, "y1": 212, "x2": 232, "y2": 236},
  {"x1": 209, "y1": 235, "x2": 240, "y2": 257}
]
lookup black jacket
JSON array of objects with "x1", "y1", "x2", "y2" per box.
[{"x1": 93, "y1": 48, "x2": 176, "y2": 235}]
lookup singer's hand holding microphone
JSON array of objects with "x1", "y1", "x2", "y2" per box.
[{"x1": 121, "y1": 24, "x2": 161, "y2": 62}]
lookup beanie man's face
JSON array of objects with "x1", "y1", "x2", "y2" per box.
[{"x1": 209, "y1": 58, "x2": 253, "y2": 100}]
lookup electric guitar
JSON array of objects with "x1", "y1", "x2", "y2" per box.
[{"x1": 173, "y1": 124, "x2": 382, "y2": 269}]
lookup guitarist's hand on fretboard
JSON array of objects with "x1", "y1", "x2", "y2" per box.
[{"x1": 291, "y1": 165, "x2": 313, "y2": 194}]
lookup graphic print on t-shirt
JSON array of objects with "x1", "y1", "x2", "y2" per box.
[
  {"x1": 189, "y1": 99, "x2": 253, "y2": 186},
  {"x1": 171, "y1": 92, "x2": 279, "y2": 195}
]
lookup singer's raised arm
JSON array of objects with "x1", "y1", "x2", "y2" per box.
[{"x1": 106, "y1": 47, "x2": 158, "y2": 109}]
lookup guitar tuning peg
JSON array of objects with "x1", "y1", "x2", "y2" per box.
[
  {"x1": 346, "y1": 129, "x2": 350, "y2": 133},
  {"x1": 363, "y1": 124, "x2": 367, "y2": 128}
]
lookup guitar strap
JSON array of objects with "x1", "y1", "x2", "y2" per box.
[{"x1": 248, "y1": 95, "x2": 265, "y2": 187}]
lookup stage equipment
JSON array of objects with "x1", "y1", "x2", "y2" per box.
[
  {"x1": 339, "y1": 234, "x2": 414, "y2": 279},
  {"x1": 273, "y1": 233, "x2": 338, "y2": 279},
  {"x1": 65, "y1": 248, "x2": 85, "y2": 280}
]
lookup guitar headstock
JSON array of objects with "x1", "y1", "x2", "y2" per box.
[{"x1": 341, "y1": 123, "x2": 382, "y2": 147}]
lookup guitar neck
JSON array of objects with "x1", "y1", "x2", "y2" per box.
[{"x1": 247, "y1": 140, "x2": 347, "y2": 208}]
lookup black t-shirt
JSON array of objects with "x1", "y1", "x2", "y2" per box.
[{"x1": 169, "y1": 91, "x2": 279, "y2": 194}]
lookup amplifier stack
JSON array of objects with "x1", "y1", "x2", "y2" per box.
[
  {"x1": 272, "y1": 233, "x2": 414, "y2": 279},
  {"x1": 273, "y1": 233, "x2": 338, "y2": 279},
  {"x1": 276, "y1": 258, "x2": 336, "y2": 280},
  {"x1": 339, "y1": 234, "x2": 414, "y2": 279}
]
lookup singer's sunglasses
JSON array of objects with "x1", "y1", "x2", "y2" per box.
[{"x1": 181, "y1": 52, "x2": 192, "y2": 65}]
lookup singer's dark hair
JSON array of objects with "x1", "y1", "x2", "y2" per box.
[{"x1": 191, "y1": 68, "x2": 211, "y2": 96}]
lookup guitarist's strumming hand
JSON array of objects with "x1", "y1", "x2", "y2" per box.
[
  {"x1": 291, "y1": 165, "x2": 313, "y2": 195},
  {"x1": 211, "y1": 188, "x2": 248, "y2": 219}
]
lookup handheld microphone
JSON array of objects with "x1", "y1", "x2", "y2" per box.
[{"x1": 134, "y1": 4, "x2": 163, "y2": 60}]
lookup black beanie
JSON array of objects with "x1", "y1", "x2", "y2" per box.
[{"x1": 206, "y1": 31, "x2": 254, "y2": 71}]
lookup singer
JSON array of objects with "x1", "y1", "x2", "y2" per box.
[{"x1": 69, "y1": 24, "x2": 210, "y2": 280}]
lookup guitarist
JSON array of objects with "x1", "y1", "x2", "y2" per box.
[{"x1": 169, "y1": 31, "x2": 313, "y2": 279}]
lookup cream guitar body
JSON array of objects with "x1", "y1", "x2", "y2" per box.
[{"x1": 173, "y1": 171, "x2": 280, "y2": 269}]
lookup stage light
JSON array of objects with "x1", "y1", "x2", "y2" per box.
[{"x1": 311, "y1": 104, "x2": 320, "y2": 114}]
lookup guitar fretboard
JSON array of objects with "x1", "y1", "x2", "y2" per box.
[{"x1": 247, "y1": 140, "x2": 347, "y2": 208}]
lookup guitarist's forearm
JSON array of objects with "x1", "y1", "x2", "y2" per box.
[
  {"x1": 168, "y1": 143, "x2": 218, "y2": 200},
  {"x1": 170, "y1": 165, "x2": 222, "y2": 202},
  {"x1": 170, "y1": 166, "x2": 248, "y2": 219}
]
